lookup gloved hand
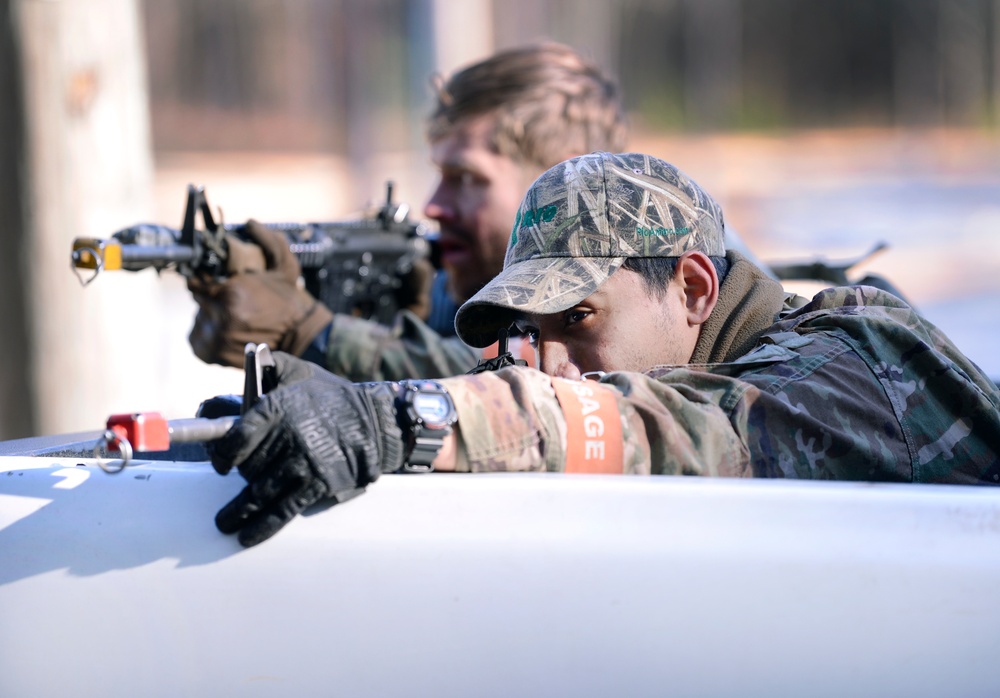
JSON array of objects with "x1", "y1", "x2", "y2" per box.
[
  {"x1": 209, "y1": 351, "x2": 405, "y2": 547},
  {"x1": 187, "y1": 220, "x2": 334, "y2": 367},
  {"x1": 394, "y1": 257, "x2": 435, "y2": 321}
]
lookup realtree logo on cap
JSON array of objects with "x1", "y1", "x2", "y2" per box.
[
  {"x1": 510, "y1": 204, "x2": 558, "y2": 247},
  {"x1": 636, "y1": 226, "x2": 690, "y2": 237}
]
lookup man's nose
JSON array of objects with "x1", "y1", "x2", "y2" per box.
[
  {"x1": 539, "y1": 341, "x2": 582, "y2": 381},
  {"x1": 423, "y1": 182, "x2": 451, "y2": 221}
]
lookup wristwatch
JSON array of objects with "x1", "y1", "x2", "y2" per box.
[{"x1": 395, "y1": 380, "x2": 457, "y2": 473}]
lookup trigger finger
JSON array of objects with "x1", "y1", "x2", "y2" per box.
[{"x1": 242, "y1": 220, "x2": 297, "y2": 278}]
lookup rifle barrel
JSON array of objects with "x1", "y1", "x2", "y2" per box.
[{"x1": 119, "y1": 244, "x2": 198, "y2": 269}]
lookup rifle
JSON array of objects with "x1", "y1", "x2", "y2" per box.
[
  {"x1": 766, "y1": 242, "x2": 912, "y2": 304},
  {"x1": 71, "y1": 182, "x2": 436, "y2": 326}
]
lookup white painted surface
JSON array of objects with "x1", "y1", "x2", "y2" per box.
[{"x1": 1, "y1": 456, "x2": 999, "y2": 697}]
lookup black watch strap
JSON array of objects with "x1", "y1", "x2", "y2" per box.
[{"x1": 404, "y1": 425, "x2": 451, "y2": 472}]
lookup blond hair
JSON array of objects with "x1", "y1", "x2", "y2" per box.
[{"x1": 427, "y1": 42, "x2": 628, "y2": 170}]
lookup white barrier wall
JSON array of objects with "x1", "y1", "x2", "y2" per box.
[{"x1": 2, "y1": 453, "x2": 999, "y2": 697}]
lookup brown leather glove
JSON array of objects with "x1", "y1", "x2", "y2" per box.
[
  {"x1": 187, "y1": 219, "x2": 334, "y2": 368},
  {"x1": 394, "y1": 257, "x2": 435, "y2": 321}
]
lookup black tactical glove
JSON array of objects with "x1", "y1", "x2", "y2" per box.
[{"x1": 210, "y1": 352, "x2": 405, "y2": 547}]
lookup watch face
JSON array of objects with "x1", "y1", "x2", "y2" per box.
[{"x1": 412, "y1": 392, "x2": 453, "y2": 425}]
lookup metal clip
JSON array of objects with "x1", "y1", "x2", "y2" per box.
[
  {"x1": 70, "y1": 243, "x2": 104, "y2": 286},
  {"x1": 93, "y1": 429, "x2": 133, "y2": 473},
  {"x1": 242, "y1": 342, "x2": 276, "y2": 413}
]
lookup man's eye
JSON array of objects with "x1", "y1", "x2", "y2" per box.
[
  {"x1": 442, "y1": 171, "x2": 478, "y2": 188},
  {"x1": 565, "y1": 309, "x2": 590, "y2": 326}
]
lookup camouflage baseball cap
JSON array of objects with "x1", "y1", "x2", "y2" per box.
[{"x1": 454, "y1": 151, "x2": 726, "y2": 348}]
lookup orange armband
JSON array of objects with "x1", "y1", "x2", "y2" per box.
[{"x1": 551, "y1": 378, "x2": 624, "y2": 474}]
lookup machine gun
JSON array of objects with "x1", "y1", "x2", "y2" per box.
[{"x1": 71, "y1": 182, "x2": 435, "y2": 326}]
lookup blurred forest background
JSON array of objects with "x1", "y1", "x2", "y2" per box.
[
  {"x1": 0, "y1": 0, "x2": 998, "y2": 438},
  {"x1": 146, "y1": 0, "x2": 1000, "y2": 150}
]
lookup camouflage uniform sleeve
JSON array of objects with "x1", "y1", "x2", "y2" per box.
[
  {"x1": 323, "y1": 311, "x2": 481, "y2": 382},
  {"x1": 735, "y1": 286, "x2": 1000, "y2": 484},
  {"x1": 439, "y1": 367, "x2": 752, "y2": 476}
]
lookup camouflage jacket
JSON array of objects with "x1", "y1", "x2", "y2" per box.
[
  {"x1": 321, "y1": 273, "x2": 481, "y2": 382},
  {"x1": 322, "y1": 311, "x2": 480, "y2": 382},
  {"x1": 442, "y1": 285, "x2": 1000, "y2": 484}
]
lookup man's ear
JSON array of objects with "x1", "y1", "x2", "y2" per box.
[{"x1": 676, "y1": 251, "x2": 719, "y2": 327}]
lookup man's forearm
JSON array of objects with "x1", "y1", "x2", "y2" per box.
[{"x1": 440, "y1": 366, "x2": 753, "y2": 477}]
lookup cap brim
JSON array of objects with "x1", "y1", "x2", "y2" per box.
[{"x1": 455, "y1": 255, "x2": 625, "y2": 348}]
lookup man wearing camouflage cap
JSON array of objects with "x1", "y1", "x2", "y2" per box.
[{"x1": 207, "y1": 151, "x2": 1000, "y2": 548}]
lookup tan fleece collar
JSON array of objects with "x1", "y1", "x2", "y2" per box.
[{"x1": 689, "y1": 250, "x2": 787, "y2": 364}]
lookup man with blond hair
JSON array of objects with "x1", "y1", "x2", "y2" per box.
[{"x1": 186, "y1": 42, "x2": 628, "y2": 380}]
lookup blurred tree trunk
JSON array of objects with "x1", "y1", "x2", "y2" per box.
[
  {"x1": 891, "y1": 0, "x2": 943, "y2": 126},
  {"x1": 0, "y1": 0, "x2": 35, "y2": 438},
  {"x1": 940, "y1": 0, "x2": 990, "y2": 125},
  {"x1": 683, "y1": 0, "x2": 743, "y2": 130},
  {"x1": 5, "y1": 0, "x2": 157, "y2": 438},
  {"x1": 995, "y1": 0, "x2": 1000, "y2": 121}
]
